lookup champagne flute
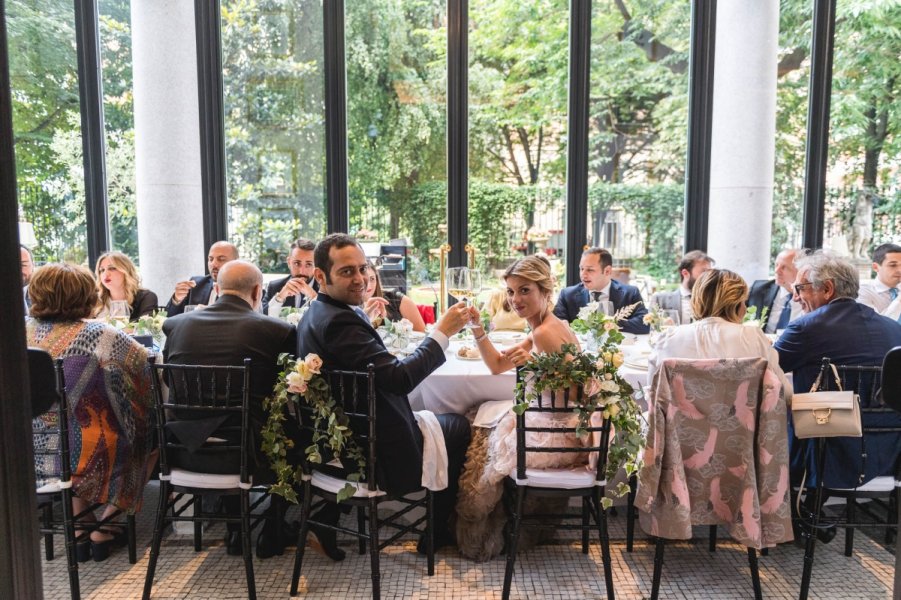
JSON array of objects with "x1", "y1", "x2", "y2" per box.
[
  {"x1": 466, "y1": 270, "x2": 482, "y2": 329},
  {"x1": 109, "y1": 300, "x2": 131, "y2": 321},
  {"x1": 446, "y1": 267, "x2": 474, "y2": 305}
]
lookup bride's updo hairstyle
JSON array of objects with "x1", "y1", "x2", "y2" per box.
[
  {"x1": 503, "y1": 255, "x2": 555, "y2": 304},
  {"x1": 691, "y1": 268, "x2": 749, "y2": 323}
]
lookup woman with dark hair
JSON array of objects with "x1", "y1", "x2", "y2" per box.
[
  {"x1": 28, "y1": 263, "x2": 153, "y2": 562},
  {"x1": 647, "y1": 268, "x2": 790, "y2": 395},
  {"x1": 94, "y1": 251, "x2": 158, "y2": 320},
  {"x1": 360, "y1": 262, "x2": 427, "y2": 332}
]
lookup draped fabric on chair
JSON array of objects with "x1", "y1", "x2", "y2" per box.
[{"x1": 636, "y1": 358, "x2": 793, "y2": 549}]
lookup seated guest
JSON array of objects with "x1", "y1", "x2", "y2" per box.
[
  {"x1": 27, "y1": 263, "x2": 153, "y2": 562},
  {"x1": 21, "y1": 244, "x2": 33, "y2": 312},
  {"x1": 360, "y1": 261, "x2": 427, "y2": 332},
  {"x1": 553, "y1": 247, "x2": 649, "y2": 334},
  {"x1": 650, "y1": 250, "x2": 714, "y2": 325},
  {"x1": 94, "y1": 251, "x2": 159, "y2": 321},
  {"x1": 165, "y1": 240, "x2": 238, "y2": 316},
  {"x1": 484, "y1": 287, "x2": 527, "y2": 331},
  {"x1": 162, "y1": 260, "x2": 305, "y2": 559},
  {"x1": 648, "y1": 269, "x2": 791, "y2": 396},
  {"x1": 297, "y1": 233, "x2": 472, "y2": 551},
  {"x1": 263, "y1": 238, "x2": 319, "y2": 316},
  {"x1": 857, "y1": 242, "x2": 901, "y2": 321},
  {"x1": 455, "y1": 256, "x2": 586, "y2": 560},
  {"x1": 775, "y1": 251, "x2": 901, "y2": 489},
  {"x1": 747, "y1": 248, "x2": 806, "y2": 332}
]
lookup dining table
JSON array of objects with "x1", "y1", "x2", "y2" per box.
[{"x1": 407, "y1": 332, "x2": 654, "y2": 415}]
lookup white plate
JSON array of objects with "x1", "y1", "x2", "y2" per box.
[
  {"x1": 623, "y1": 358, "x2": 649, "y2": 371},
  {"x1": 456, "y1": 347, "x2": 482, "y2": 361},
  {"x1": 489, "y1": 331, "x2": 526, "y2": 344}
]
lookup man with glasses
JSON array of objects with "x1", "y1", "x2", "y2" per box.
[
  {"x1": 774, "y1": 251, "x2": 901, "y2": 492},
  {"x1": 262, "y1": 238, "x2": 318, "y2": 316}
]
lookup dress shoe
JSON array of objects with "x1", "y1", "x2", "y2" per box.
[
  {"x1": 416, "y1": 531, "x2": 453, "y2": 555},
  {"x1": 256, "y1": 520, "x2": 301, "y2": 559},
  {"x1": 308, "y1": 521, "x2": 345, "y2": 562},
  {"x1": 225, "y1": 530, "x2": 243, "y2": 556}
]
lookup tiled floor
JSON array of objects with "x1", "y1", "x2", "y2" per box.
[{"x1": 41, "y1": 482, "x2": 894, "y2": 599}]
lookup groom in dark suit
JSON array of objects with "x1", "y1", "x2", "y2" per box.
[
  {"x1": 297, "y1": 233, "x2": 472, "y2": 550},
  {"x1": 553, "y1": 247, "x2": 650, "y2": 333}
]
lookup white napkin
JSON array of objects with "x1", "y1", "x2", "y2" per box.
[
  {"x1": 473, "y1": 399, "x2": 515, "y2": 428},
  {"x1": 413, "y1": 410, "x2": 448, "y2": 491}
]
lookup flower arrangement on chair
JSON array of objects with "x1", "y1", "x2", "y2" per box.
[
  {"x1": 513, "y1": 340, "x2": 645, "y2": 506},
  {"x1": 261, "y1": 353, "x2": 366, "y2": 503}
]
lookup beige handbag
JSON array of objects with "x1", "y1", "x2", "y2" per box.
[{"x1": 791, "y1": 363, "x2": 862, "y2": 439}]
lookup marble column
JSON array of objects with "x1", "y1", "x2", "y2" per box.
[
  {"x1": 707, "y1": 1, "x2": 779, "y2": 283},
  {"x1": 132, "y1": 0, "x2": 204, "y2": 303}
]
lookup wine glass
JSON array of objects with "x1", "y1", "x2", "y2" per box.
[
  {"x1": 596, "y1": 300, "x2": 614, "y2": 316},
  {"x1": 445, "y1": 267, "x2": 474, "y2": 305},
  {"x1": 109, "y1": 300, "x2": 131, "y2": 321},
  {"x1": 661, "y1": 309, "x2": 680, "y2": 328}
]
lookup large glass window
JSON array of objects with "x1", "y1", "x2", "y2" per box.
[
  {"x1": 345, "y1": 0, "x2": 448, "y2": 302},
  {"x1": 9, "y1": 0, "x2": 87, "y2": 264},
  {"x1": 221, "y1": 0, "x2": 327, "y2": 274},
  {"x1": 99, "y1": 0, "x2": 138, "y2": 261},
  {"x1": 468, "y1": 0, "x2": 569, "y2": 292},
  {"x1": 588, "y1": 1, "x2": 690, "y2": 292},
  {"x1": 822, "y1": 2, "x2": 901, "y2": 264}
]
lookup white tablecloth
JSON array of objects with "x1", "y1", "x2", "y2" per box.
[{"x1": 408, "y1": 335, "x2": 654, "y2": 415}]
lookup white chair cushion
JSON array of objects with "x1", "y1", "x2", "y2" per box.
[
  {"x1": 36, "y1": 481, "x2": 63, "y2": 494},
  {"x1": 311, "y1": 471, "x2": 386, "y2": 498},
  {"x1": 511, "y1": 465, "x2": 600, "y2": 489},
  {"x1": 168, "y1": 468, "x2": 249, "y2": 490},
  {"x1": 829, "y1": 476, "x2": 897, "y2": 494}
]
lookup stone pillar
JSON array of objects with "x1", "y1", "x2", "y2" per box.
[
  {"x1": 707, "y1": 1, "x2": 779, "y2": 283},
  {"x1": 132, "y1": 0, "x2": 205, "y2": 303}
]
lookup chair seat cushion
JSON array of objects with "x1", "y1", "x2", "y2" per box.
[
  {"x1": 311, "y1": 471, "x2": 386, "y2": 498},
  {"x1": 510, "y1": 465, "x2": 599, "y2": 489},
  {"x1": 168, "y1": 467, "x2": 249, "y2": 490},
  {"x1": 36, "y1": 481, "x2": 63, "y2": 494},
  {"x1": 828, "y1": 476, "x2": 897, "y2": 494}
]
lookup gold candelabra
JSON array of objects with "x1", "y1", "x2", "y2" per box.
[
  {"x1": 464, "y1": 243, "x2": 476, "y2": 270},
  {"x1": 437, "y1": 243, "x2": 451, "y2": 314}
]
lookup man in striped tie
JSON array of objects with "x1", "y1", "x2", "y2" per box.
[{"x1": 857, "y1": 242, "x2": 901, "y2": 322}]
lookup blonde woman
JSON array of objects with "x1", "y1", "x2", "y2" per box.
[
  {"x1": 456, "y1": 255, "x2": 583, "y2": 560},
  {"x1": 94, "y1": 251, "x2": 158, "y2": 321},
  {"x1": 647, "y1": 269, "x2": 791, "y2": 396}
]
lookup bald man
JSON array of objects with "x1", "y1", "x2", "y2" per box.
[
  {"x1": 165, "y1": 241, "x2": 239, "y2": 316},
  {"x1": 162, "y1": 260, "x2": 301, "y2": 559},
  {"x1": 747, "y1": 248, "x2": 806, "y2": 333}
]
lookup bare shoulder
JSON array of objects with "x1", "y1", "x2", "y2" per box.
[{"x1": 532, "y1": 314, "x2": 578, "y2": 353}]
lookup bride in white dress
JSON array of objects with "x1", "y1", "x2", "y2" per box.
[{"x1": 456, "y1": 255, "x2": 588, "y2": 561}]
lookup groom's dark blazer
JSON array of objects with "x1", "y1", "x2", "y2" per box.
[
  {"x1": 164, "y1": 275, "x2": 215, "y2": 316},
  {"x1": 553, "y1": 280, "x2": 650, "y2": 334},
  {"x1": 296, "y1": 293, "x2": 445, "y2": 495}
]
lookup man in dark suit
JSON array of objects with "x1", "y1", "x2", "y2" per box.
[
  {"x1": 262, "y1": 238, "x2": 319, "y2": 316},
  {"x1": 297, "y1": 233, "x2": 472, "y2": 550},
  {"x1": 775, "y1": 251, "x2": 901, "y2": 490},
  {"x1": 553, "y1": 247, "x2": 650, "y2": 334},
  {"x1": 747, "y1": 248, "x2": 805, "y2": 333},
  {"x1": 162, "y1": 259, "x2": 300, "y2": 558},
  {"x1": 649, "y1": 250, "x2": 714, "y2": 325},
  {"x1": 165, "y1": 241, "x2": 238, "y2": 316}
]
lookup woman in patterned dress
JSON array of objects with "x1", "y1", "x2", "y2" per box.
[{"x1": 28, "y1": 263, "x2": 153, "y2": 561}]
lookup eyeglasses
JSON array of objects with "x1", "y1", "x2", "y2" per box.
[{"x1": 793, "y1": 282, "x2": 816, "y2": 295}]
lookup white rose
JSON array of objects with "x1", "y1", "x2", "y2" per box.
[
  {"x1": 600, "y1": 380, "x2": 619, "y2": 393},
  {"x1": 286, "y1": 312, "x2": 302, "y2": 325},
  {"x1": 286, "y1": 372, "x2": 308, "y2": 394},
  {"x1": 397, "y1": 318, "x2": 414, "y2": 335}
]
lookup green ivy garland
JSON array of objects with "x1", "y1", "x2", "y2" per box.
[{"x1": 261, "y1": 353, "x2": 367, "y2": 503}]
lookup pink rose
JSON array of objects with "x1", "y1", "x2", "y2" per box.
[
  {"x1": 286, "y1": 372, "x2": 308, "y2": 395},
  {"x1": 304, "y1": 353, "x2": 323, "y2": 375}
]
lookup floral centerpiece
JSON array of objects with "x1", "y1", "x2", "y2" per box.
[
  {"x1": 642, "y1": 304, "x2": 675, "y2": 333},
  {"x1": 377, "y1": 318, "x2": 414, "y2": 352},
  {"x1": 133, "y1": 309, "x2": 168, "y2": 346},
  {"x1": 570, "y1": 301, "x2": 639, "y2": 351},
  {"x1": 279, "y1": 305, "x2": 309, "y2": 326},
  {"x1": 742, "y1": 305, "x2": 769, "y2": 329},
  {"x1": 513, "y1": 340, "x2": 644, "y2": 507},
  {"x1": 261, "y1": 353, "x2": 366, "y2": 503}
]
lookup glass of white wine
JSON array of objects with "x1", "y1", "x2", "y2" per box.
[
  {"x1": 446, "y1": 267, "x2": 481, "y2": 329},
  {"x1": 109, "y1": 300, "x2": 131, "y2": 321}
]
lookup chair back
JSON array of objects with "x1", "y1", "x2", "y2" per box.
[
  {"x1": 513, "y1": 368, "x2": 612, "y2": 483},
  {"x1": 294, "y1": 365, "x2": 377, "y2": 488},
  {"x1": 637, "y1": 357, "x2": 792, "y2": 548},
  {"x1": 881, "y1": 346, "x2": 901, "y2": 413},
  {"x1": 31, "y1": 352, "x2": 72, "y2": 490},
  {"x1": 29, "y1": 347, "x2": 61, "y2": 418},
  {"x1": 148, "y1": 357, "x2": 252, "y2": 484}
]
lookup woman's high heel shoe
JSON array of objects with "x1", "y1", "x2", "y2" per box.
[
  {"x1": 91, "y1": 539, "x2": 112, "y2": 562},
  {"x1": 75, "y1": 538, "x2": 92, "y2": 563}
]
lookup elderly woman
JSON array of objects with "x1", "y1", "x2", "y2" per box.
[
  {"x1": 94, "y1": 251, "x2": 158, "y2": 321},
  {"x1": 28, "y1": 263, "x2": 153, "y2": 562},
  {"x1": 647, "y1": 268, "x2": 791, "y2": 397}
]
